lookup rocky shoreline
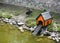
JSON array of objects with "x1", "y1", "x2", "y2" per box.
[
  {"x1": 0, "y1": 17, "x2": 60, "y2": 42},
  {"x1": 0, "y1": 17, "x2": 35, "y2": 32}
]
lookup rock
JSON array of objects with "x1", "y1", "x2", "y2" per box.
[
  {"x1": 0, "y1": 18, "x2": 1, "y2": 21},
  {"x1": 8, "y1": 19, "x2": 12, "y2": 25},
  {"x1": 55, "y1": 37, "x2": 59, "y2": 42},
  {"x1": 9, "y1": 23, "x2": 12, "y2": 25},
  {"x1": 34, "y1": 26, "x2": 37, "y2": 29},
  {"x1": 48, "y1": 36, "x2": 52, "y2": 39},
  {"x1": 48, "y1": 32, "x2": 60, "y2": 42},
  {"x1": 52, "y1": 38, "x2": 55, "y2": 40},
  {"x1": 59, "y1": 38, "x2": 60, "y2": 39},
  {"x1": 18, "y1": 26, "x2": 24, "y2": 32},
  {"x1": 12, "y1": 20, "x2": 16, "y2": 25},
  {"x1": 23, "y1": 25, "x2": 36, "y2": 31},
  {"x1": 40, "y1": 34, "x2": 44, "y2": 36},
  {"x1": 29, "y1": 27, "x2": 35, "y2": 31},
  {"x1": 22, "y1": 25, "x2": 29, "y2": 30},
  {"x1": 1, "y1": 18, "x2": 4, "y2": 21},
  {"x1": 22, "y1": 25, "x2": 33, "y2": 31},
  {"x1": 26, "y1": 9, "x2": 32, "y2": 15},
  {"x1": 51, "y1": 32, "x2": 56, "y2": 37},
  {"x1": 22, "y1": 25, "x2": 35, "y2": 31},
  {"x1": 3, "y1": 18, "x2": 9, "y2": 23},
  {"x1": 17, "y1": 22, "x2": 24, "y2": 26}
]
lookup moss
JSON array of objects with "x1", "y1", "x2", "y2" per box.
[{"x1": 0, "y1": 21, "x2": 55, "y2": 43}]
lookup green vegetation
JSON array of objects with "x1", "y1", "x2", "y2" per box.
[
  {"x1": 58, "y1": 26, "x2": 60, "y2": 31},
  {"x1": 13, "y1": 11, "x2": 20, "y2": 16},
  {"x1": 0, "y1": 5, "x2": 60, "y2": 43},
  {"x1": 0, "y1": 6, "x2": 26, "y2": 18},
  {"x1": 0, "y1": 21, "x2": 55, "y2": 43},
  {"x1": 0, "y1": 12, "x2": 2, "y2": 17},
  {"x1": 50, "y1": 12, "x2": 60, "y2": 19},
  {"x1": 47, "y1": 22, "x2": 60, "y2": 31},
  {"x1": 26, "y1": 18, "x2": 36, "y2": 27},
  {"x1": 47, "y1": 12, "x2": 60, "y2": 31},
  {"x1": 25, "y1": 9, "x2": 47, "y2": 27},
  {"x1": 26, "y1": 9, "x2": 43, "y2": 27},
  {"x1": 3, "y1": 14, "x2": 12, "y2": 19},
  {"x1": 47, "y1": 23, "x2": 53, "y2": 31},
  {"x1": 0, "y1": 11, "x2": 12, "y2": 18},
  {"x1": 2, "y1": 12, "x2": 12, "y2": 18},
  {"x1": 28, "y1": 9, "x2": 43, "y2": 18},
  {"x1": 26, "y1": 10, "x2": 60, "y2": 31}
]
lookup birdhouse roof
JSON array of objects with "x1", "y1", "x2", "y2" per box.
[{"x1": 41, "y1": 12, "x2": 52, "y2": 20}]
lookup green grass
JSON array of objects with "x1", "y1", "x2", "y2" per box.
[
  {"x1": 2, "y1": 12, "x2": 12, "y2": 18},
  {"x1": 58, "y1": 26, "x2": 60, "y2": 31},
  {"x1": 0, "y1": 6, "x2": 26, "y2": 17},
  {"x1": 25, "y1": 9, "x2": 48, "y2": 27},
  {"x1": 47, "y1": 22, "x2": 60, "y2": 31},
  {"x1": 26, "y1": 10, "x2": 60, "y2": 31},
  {"x1": 0, "y1": 11, "x2": 2, "y2": 17},
  {"x1": 47, "y1": 23, "x2": 54, "y2": 31},
  {"x1": 0, "y1": 9, "x2": 12, "y2": 18},
  {"x1": 0, "y1": 21, "x2": 55, "y2": 43},
  {"x1": 28, "y1": 9, "x2": 42, "y2": 18},
  {"x1": 26, "y1": 18, "x2": 36, "y2": 27},
  {"x1": 0, "y1": 5, "x2": 59, "y2": 43},
  {"x1": 50, "y1": 12, "x2": 60, "y2": 19},
  {"x1": 25, "y1": 9, "x2": 43, "y2": 27}
]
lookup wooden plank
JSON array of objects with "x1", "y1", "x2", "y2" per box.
[{"x1": 32, "y1": 25, "x2": 42, "y2": 36}]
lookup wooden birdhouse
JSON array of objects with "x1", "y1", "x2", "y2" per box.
[{"x1": 36, "y1": 12, "x2": 52, "y2": 27}]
